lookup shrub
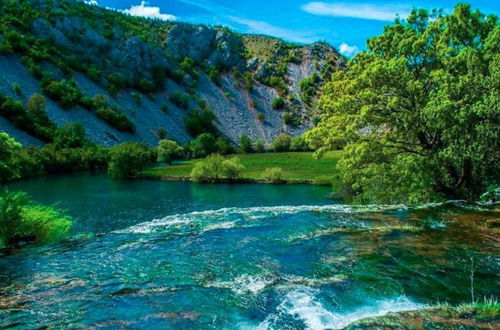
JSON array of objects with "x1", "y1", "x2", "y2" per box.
[
  {"x1": 187, "y1": 133, "x2": 217, "y2": 158},
  {"x1": 0, "y1": 189, "x2": 72, "y2": 248},
  {"x1": 11, "y1": 82, "x2": 23, "y2": 96},
  {"x1": 215, "y1": 138, "x2": 235, "y2": 155},
  {"x1": 107, "y1": 72, "x2": 127, "y2": 90},
  {"x1": 132, "y1": 92, "x2": 142, "y2": 106},
  {"x1": 256, "y1": 113, "x2": 265, "y2": 122},
  {"x1": 271, "y1": 134, "x2": 292, "y2": 152},
  {"x1": 26, "y1": 93, "x2": 47, "y2": 114},
  {"x1": 108, "y1": 142, "x2": 154, "y2": 178},
  {"x1": 180, "y1": 57, "x2": 196, "y2": 73},
  {"x1": 283, "y1": 112, "x2": 300, "y2": 126},
  {"x1": 170, "y1": 91, "x2": 190, "y2": 109},
  {"x1": 255, "y1": 139, "x2": 266, "y2": 153},
  {"x1": 136, "y1": 78, "x2": 155, "y2": 93},
  {"x1": 0, "y1": 95, "x2": 55, "y2": 142},
  {"x1": 95, "y1": 107, "x2": 136, "y2": 133},
  {"x1": 299, "y1": 74, "x2": 320, "y2": 104},
  {"x1": 239, "y1": 134, "x2": 254, "y2": 153},
  {"x1": 0, "y1": 132, "x2": 22, "y2": 182},
  {"x1": 53, "y1": 123, "x2": 87, "y2": 149},
  {"x1": 161, "y1": 104, "x2": 169, "y2": 113},
  {"x1": 190, "y1": 154, "x2": 245, "y2": 183},
  {"x1": 157, "y1": 139, "x2": 182, "y2": 164},
  {"x1": 184, "y1": 108, "x2": 216, "y2": 137},
  {"x1": 157, "y1": 128, "x2": 168, "y2": 139},
  {"x1": 41, "y1": 79, "x2": 82, "y2": 109},
  {"x1": 262, "y1": 167, "x2": 284, "y2": 183},
  {"x1": 272, "y1": 97, "x2": 285, "y2": 109},
  {"x1": 221, "y1": 157, "x2": 245, "y2": 179},
  {"x1": 290, "y1": 136, "x2": 310, "y2": 151},
  {"x1": 207, "y1": 66, "x2": 221, "y2": 85}
]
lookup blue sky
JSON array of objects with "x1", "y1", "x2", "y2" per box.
[{"x1": 89, "y1": 0, "x2": 499, "y2": 56}]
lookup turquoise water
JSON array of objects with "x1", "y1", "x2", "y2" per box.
[{"x1": 1, "y1": 174, "x2": 499, "y2": 329}]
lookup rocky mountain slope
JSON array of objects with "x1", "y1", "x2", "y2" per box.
[{"x1": 0, "y1": 0, "x2": 343, "y2": 147}]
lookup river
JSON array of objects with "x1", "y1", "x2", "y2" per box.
[{"x1": 1, "y1": 173, "x2": 498, "y2": 329}]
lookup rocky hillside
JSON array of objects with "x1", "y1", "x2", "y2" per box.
[{"x1": 0, "y1": 0, "x2": 343, "y2": 147}]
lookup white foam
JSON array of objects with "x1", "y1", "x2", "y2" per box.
[
  {"x1": 207, "y1": 274, "x2": 275, "y2": 295},
  {"x1": 117, "y1": 204, "x2": 407, "y2": 235},
  {"x1": 254, "y1": 287, "x2": 425, "y2": 330}
]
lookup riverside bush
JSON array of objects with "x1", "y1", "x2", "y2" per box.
[
  {"x1": 157, "y1": 139, "x2": 182, "y2": 164},
  {"x1": 263, "y1": 167, "x2": 284, "y2": 183},
  {"x1": 271, "y1": 134, "x2": 292, "y2": 152},
  {"x1": 108, "y1": 142, "x2": 155, "y2": 178},
  {"x1": 0, "y1": 189, "x2": 72, "y2": 248},
  {"x1": 190, "y1": 154, "x2": 245, "y2": 183}
]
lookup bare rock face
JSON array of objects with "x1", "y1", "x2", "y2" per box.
[{"x1": 165, "y1": 23, "x2": 245, "y2": 69}]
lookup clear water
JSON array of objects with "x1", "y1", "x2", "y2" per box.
[{"x1": 1, "y1": 173, "x2": 499, "y2": 329}]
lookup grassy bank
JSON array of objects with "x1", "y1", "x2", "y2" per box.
[
  {"x1": 141, "y1": 151, "x2": 342, "y2": 185},
  {"x1": 345, "y1": 300, "x2": 499, "y2": 329}
]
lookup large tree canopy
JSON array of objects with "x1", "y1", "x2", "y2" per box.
[{"x1": 306, "y1": 4, "x2": 499, "y2": 204}]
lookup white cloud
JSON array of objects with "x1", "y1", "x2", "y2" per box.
[
  {"x1": 84, "y1": 0, "x2": 98, "y2": 5},
  {"x1": 338, "y1": 42, "x2": 359, "y2": 57},
  {"x1": 302, "y1": 2, "x2": 410, "y2": 21},
  {"x1": 122, "y1": 1, "x2": 177, "y2": 21},
  {"x1": 229, "y1": 16, "x2": 316, "y2": 44}
]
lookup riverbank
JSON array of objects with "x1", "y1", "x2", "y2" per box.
[
  {"x1": 345, "y1": 301, "x2": 499, "y2": 329},
  {"x1": 141, "y1": 151, "x2": 342, "y2": 185}
]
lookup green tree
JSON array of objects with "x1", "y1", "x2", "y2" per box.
[
  {"x1": 190, "y1": 154, "x2": 245, "y2": 183},
  {"x1": 187, "y1": 133, "x2": 217, "y2": 158},
  {"x1": 272, "y1": 134, "x2": 292, "y2": 152},
  {"x1": 157, "y1": 139, "x2": 182, "y2": 164},
  {"x1": 239, "y1": 134, "x2": 254, "y2": 153},
  {"x1": 305, "y1": 5, "x2": 500, "y2": 203},
  {"x1": 53, "y1": 123, "x2": 87, "y2": 149},
  {"x1": 0, "y1": 132, "x2": 22, "y2": 181},
  {"x1": 108, "y1": 142, "x2": 154, "y2": 178},
  {"x1": 255, "y1": 139, "x2": 266, "y2": 153}
]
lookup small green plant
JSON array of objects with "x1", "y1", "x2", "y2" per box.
[
  {"x1": 262, "y1": 167, "x2": 284, "y2": 183},
  {"x1": 132, "y1": 92, "x2": 142, "y2": 106},
  {"x1": 161, "y1": 104, "x2": 169, "y2": 113},
  {"x1": 157, "y1": 128, "x2": 168, "y2": 139},
  {"x1": 11, "y1": 82, "x2": 23, "y2": 96},
  {"x1": 170, "y1": 91, "x2": 190, "y2": 109},
  {"x1": 256, "y1": 113, "x2": 265, "y2": 122},
  {"x1": 272, "y1": 97, "x2": 285, "y2": 109}
]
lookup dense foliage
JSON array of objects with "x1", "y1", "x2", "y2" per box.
[
  {"x1": 157, "y1": 139, "x2": 182, "y2": 164},
  {"x1": 0, "y1": 189, "x2": 72, "y2": 248},
  {"x1": 190, "y1": 154, "x2": 245, "y2": 183},
  {"x1": 108, "y1": 142, "x2": 155, "y2": 178},
  {"x1": 271, "y1": 134, "x2": 292, "y2": 152},
  {"x1": 306, "y1": 5, "x2": 499, "y2": 203}
]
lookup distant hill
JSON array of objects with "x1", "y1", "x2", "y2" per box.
[{"x1": 0, "y1": 0, "x2": 343, "y2": 147}]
